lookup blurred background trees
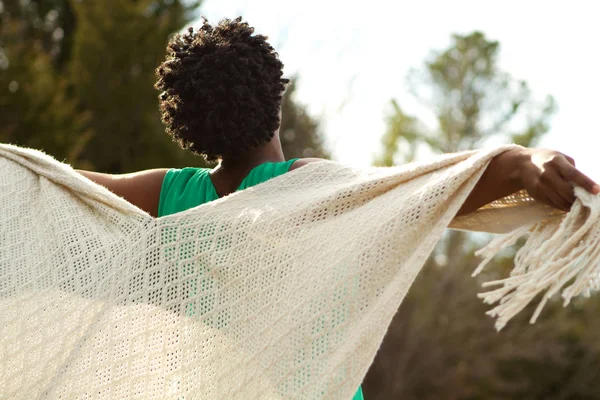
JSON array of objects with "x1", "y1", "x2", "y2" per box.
[
  {"x1": 364, "y1": 31, "x2": 600, "y2": 400},
  {"x1": 280, "y1": 77, "x2": 330, "y2": 159},
  {"x1": 3, "y1": 2, "x2": 600, "y2": 398},
  {"x1": 0, "y1": 0, "x2": 91, "y2": 164}
]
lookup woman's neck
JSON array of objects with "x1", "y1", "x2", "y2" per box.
[
  {"x1": 213, "y1": 134, "x2": 286, "y2": 173},
  {"x1": 208, "y1": 136, "x2": 286, "y2": 197}
]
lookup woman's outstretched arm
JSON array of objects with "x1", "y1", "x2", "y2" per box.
[
  {"x1": 456, "y1": 147, "x2": 599, "y2": 216},
  {"x1": 77, "y1": 169, "x2": 168, "y2": 217},
  {"x1": 75, "y1": 148, "x2": 599, "y2": 218},
  {"x1": 291, "y1": 149, "x2": 600, "y2": 216}
]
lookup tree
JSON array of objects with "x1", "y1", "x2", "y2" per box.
[
  {"x1": 374, "y1": 32, "x2": 555, "y2": 168},
  {"x1": 364, "y1": 32, "x2": 600, "y2": 400},
  {"x1": 0, "y1": 0, "x2": 91, "y2": 164},
  {"x1": 280, "y1": 78, "x2": 330, "y2": 159},
  {"x1": 69, "y1": 0, "x2": 200, "y2": 172},
  {"x1": 0, "y1": 0, "x2": 201, "y2": 171},
  {"x1": 0, "y1": 0, "x2": 76, "y2": 69}
]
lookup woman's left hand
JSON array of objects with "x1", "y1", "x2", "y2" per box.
[
  {"x1": 515, "y1": 148, "x2": 600, "y2": 212},
  {"x1": 457, "y1": 147, "x2": 600, "y2": 216}
]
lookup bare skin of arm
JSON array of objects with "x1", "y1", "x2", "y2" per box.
[
  {"x1": 76, "y1": 148, "x2": 599, "y2": 219},
  {"x1": 76, "y1": 169, "x2": 168, "y2": 218}
]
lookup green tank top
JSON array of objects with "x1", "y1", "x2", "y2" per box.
[{"x1": 158, "y1": 159, "x2": 364, "y2": 400}]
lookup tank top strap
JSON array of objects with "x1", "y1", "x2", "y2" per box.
[{"x1": 237, "y1": 158, "x2": 299, "y2": 191}]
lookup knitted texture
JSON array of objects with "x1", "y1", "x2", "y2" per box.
[{"x1": 0, "y1": 144, "x2": 597, "y2": 399}]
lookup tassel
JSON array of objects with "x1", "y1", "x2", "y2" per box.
[{"x1": 473, "y1": 187, "x2": 600, "y2": 331}]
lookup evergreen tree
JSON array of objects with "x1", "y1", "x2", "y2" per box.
[
  {"x1": 69, "y1": 0, "x2": 200, "y2": 172},
  {"x1": 280, "y1": 78, "x2": 330, "y2": 159},
  {"x1": 0, "y1": 0, "x2": 90, "y2": 164}
]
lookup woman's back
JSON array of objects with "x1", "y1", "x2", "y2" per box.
[{"x1": 157, "y1": 159, "x2": 364, "y2": 400}]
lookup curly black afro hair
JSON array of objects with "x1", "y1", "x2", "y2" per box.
[{"x1": 155, "y1": 17, "x2": 289, "y2": 162}]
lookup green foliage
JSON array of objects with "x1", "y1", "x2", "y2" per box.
[
  {"x1": 0, "y1": 0, "x2": 91, "y2": 164},
  {"x1": 373, "y1": 100, "x2": 420, "y2": 166},
  {"x1": 366, "y1": 32, "x2": 600, "y2": 400},
  {"x1": 0, "y1": 0, "x2": 202, "y2": 171},
  {"x1": 69, "y1": 0, "x2": 200, "y2": 172}
]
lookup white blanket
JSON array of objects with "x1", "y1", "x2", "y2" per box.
[{"x1": 1, "y1": 144, "x2": 598, "y2": 399}]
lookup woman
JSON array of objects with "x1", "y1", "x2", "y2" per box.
[{"x1": 78, "y1": 17, "x2": 599, "y2": 400}]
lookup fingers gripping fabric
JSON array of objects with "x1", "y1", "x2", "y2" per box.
[{"x1": 0, "y1": 144, "x2": 597, "y2": 399}]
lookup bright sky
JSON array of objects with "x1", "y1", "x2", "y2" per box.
[{"x1": 197, "y1": 0, "x2": 600, "y2": 177}]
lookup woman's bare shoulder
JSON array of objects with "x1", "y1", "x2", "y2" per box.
[
  {"x1": 289, "y1": 158, "x2": 328, "y2": 171},
  {"x1": 77, "y1": 168, "x2": 169, "y2": 217}
]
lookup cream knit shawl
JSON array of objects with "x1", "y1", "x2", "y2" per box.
[{"x1": 1, "y1": 144, "x2": 598, "y2": 399}]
